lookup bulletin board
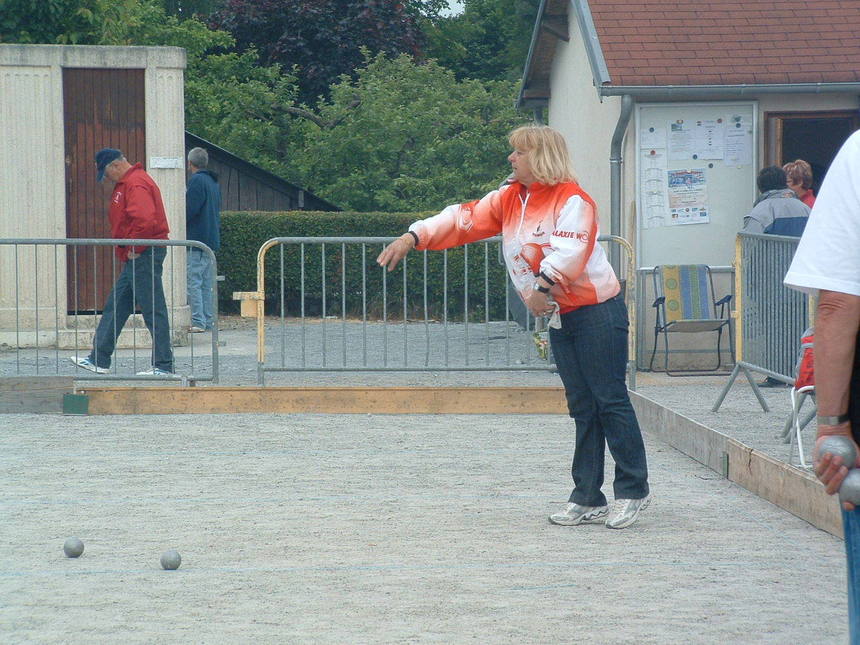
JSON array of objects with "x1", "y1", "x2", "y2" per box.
[{"x1": 635, "y1": 102, "x2": 757, "y2": 267}]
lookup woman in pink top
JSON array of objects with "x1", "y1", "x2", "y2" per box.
[
  {"x1": 377, "y1": 125, "x2": 650, "y2": 529},
  {"x1": 784, "y1": 159, "x2": 816, "y2": 208}
]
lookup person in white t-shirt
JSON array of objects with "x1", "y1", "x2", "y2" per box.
[{"x1": 784, "y1": 129, "x2": 860, "y2": 641}]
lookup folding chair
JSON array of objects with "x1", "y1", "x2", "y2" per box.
[
  {"x1": 786, "y1": 328, "x2": 816, "y2": 468},
  {"x1": 649, "y1": 264, "x2": 733, "y2": 375}
]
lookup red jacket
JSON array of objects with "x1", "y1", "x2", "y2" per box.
[
  {"x1": 410, "y1": 181, "x2": 620, "y2": 313},
  {"x1": 108, "y1": 163, "x2": 170, "y2": 261}
]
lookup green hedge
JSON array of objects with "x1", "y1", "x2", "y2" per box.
[{"x1": 217, "y1": 211, "x2": 509, "y2": 321}]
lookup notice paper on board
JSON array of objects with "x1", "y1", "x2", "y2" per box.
[{"x1": 667, "y1": 169, "x2": 710, "y2": 225}]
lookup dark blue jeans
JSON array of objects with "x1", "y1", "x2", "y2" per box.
[
  {"x1": 549, "y1": 295, "x2": 649, "y2": 506},
  {"x1": 843, "y1": 508, "x2": 860, "y2": 642},
  {"x1": 90, "y1": 246, "x2": 174, "y2": 372}
]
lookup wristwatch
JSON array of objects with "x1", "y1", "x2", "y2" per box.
[{"x1": 818, "y1": 413, "x2": 851, "y2": 425}]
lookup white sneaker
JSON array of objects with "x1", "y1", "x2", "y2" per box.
[
  {"x1": 606, "y1": 494, "x2": 652, "y2": 529},
  {"x1": 135, "y1": 367, "x2": 175, "y2": 376},
  {"x1": 69, "y1": 356, "x2": 109, "y2": 374},
  {"x1": 548, "y1": 503, "x2": 609, "y2": 526},
  {"x1": 188, "y1": 326, "x2": 206, "y2": 333}
]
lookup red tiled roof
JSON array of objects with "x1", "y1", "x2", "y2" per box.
[{"x1": 589, "y1": 0, "x2": 860, "y2": 86}]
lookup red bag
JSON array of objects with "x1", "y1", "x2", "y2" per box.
[{"x1": 794, "y1": 329, "x2": 814, "y2": 390}]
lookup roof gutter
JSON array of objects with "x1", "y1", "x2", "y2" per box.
[{"x1": 597, "y1": 82, "x2": 860, "y2": 98}]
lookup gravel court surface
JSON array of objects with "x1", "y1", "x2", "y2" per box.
[{"x1": 0, "y1": 412, "x2": 847, "y2": 644}]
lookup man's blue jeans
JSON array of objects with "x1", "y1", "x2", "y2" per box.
[
  {"x1": 90, "y1": 246, "x2": 174, "y2": 372},
  {"x1": 186, "y1": 246, "x2": 215, "y2": 330},
  {"x1": 549, "y1": 295, "x2": 649, "y2": 506},
  {"x1": 843, "y1": 508, "x2": 860, "y2": 642}
]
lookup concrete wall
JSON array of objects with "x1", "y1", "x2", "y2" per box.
[{"x1": 0, "y1": 45, "x2": 188, "y2": 346}]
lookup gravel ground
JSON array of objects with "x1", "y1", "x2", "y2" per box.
[
  {"x1": 0, "y1": 412, "x2": 848, "y2": 644},
  {"x1": 0, "y1": 317, "x2": 848, "y2": 643}
]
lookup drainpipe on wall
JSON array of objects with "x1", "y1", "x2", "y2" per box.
[{"x1": 609, "y1": 94, "x2": 634, "y2": 273}]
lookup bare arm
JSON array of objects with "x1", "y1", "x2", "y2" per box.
[{"x1": 814, "y1": 290, "x2": 860, "y2": 508}]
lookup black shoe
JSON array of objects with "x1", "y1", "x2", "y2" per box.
[{"x1": 758, "y1": 377, "x2": 789, "y2": 388}]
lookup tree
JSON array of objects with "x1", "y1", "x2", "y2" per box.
[
  {"x1": 423, "y1": 0, "x2": 539, "y2": 81},
  {"x1": 161, "y1": 0, "x2": 222, "y2": 18},
  {"x1": 0, "y1": 0, "x2": 134, "y2": 44},
  {"x1": 185, "y1": 50, "x2": 305, "y2": 184},
  {"x1": 209, "y1": 0, "x2": 427, "y2": 105},
  {"x1": 289, "y1": 52, "x2": 523, "y2": 212},
  {"x1": 0, "y1": 0, "x2": 226, "y2": 48}
]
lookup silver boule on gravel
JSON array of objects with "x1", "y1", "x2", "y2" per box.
[
  {"x1": 63, "y1": 537, "x2": 84, "y2": 558},
  {"x1": 819, "y1": 435, "x2": 858, "y2": 468},
  {"x1": 839, "y1": 469, "x2": 860, "y2": 506},
  {"x1": 160, "y1": 549, "x2": 182, "y2": 570}
]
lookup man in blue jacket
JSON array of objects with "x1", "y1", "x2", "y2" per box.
[
  {"x1": 186, "y1": 147, "x2": 221, "y2": 333},
  {"x1": 743, "y1": 165, "x2": 812, "y2": 387},
  {"x1": 742, "y1": 165, "x2": 810, "y2": 236}
]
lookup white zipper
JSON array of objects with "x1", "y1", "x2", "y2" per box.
[{"x1": 515, "y1": 191, "x2": 530, "y2": 241}]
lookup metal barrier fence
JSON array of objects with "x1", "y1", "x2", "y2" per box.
[
  {"x1": 736, "y1": 231, "x2": 811, "y2": 378},
  {"x1": 0, "y1": 238, "x2": 218, "y2": 383},
  {"x1": 712, "y1": 232, "x2": 814, "y2": 412},
  {"x1": 241, "y1": 235, "x2": 637, "y2": 387}
]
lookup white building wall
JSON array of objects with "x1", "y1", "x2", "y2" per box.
[
  {"x1": 542, "y1": 15, "x2": 860, "y2": 370},
  {"x1": 0, "y1": 63, "x2": 67, "y2": 331},
  {"x1": 0, "y1": 45, "x2": 187, "y2": 345},
  {"x1": 545, "y1": 26, "x2": 625, "y2": 240}
]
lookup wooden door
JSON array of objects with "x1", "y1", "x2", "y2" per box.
[{"x1": 63, "y1": 68, "x2": 146, "y2": 313}]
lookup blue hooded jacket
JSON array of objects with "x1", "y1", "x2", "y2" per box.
[
  {"x1": 741, "y1": 188, "x2": 810, "y2": 237},
  {"x1": 186, "y1": 169, "x2": 221, "y2": 251}
]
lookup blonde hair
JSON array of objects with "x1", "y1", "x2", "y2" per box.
[
  {"x1": 508, "y1": 125, "x2": 578, "y2": 184},
  {"x1": 783, "y1": 159, "x2": 813, "y2": 190}
]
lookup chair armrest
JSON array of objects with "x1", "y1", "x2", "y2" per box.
[
  {"x1": 714, "y1": 295, "x2": 732, "y2": 306},
  {"x1": 652, "y1": 296, "x2": 665, "y2": 308}
]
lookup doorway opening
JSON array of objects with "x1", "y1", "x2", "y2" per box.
[{"x1": 765, "y1": 111, "x2": 859, "y2": 194}]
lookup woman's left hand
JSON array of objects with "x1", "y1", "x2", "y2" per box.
[{"x1": 524, "y1": 288, "x2": 555, "y2": 317}]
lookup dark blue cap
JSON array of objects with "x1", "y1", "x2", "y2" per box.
[{"x1": 95, "y1": 148, "x2": 123, "y2": 182}]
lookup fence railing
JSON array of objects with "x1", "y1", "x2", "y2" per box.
[
  {"x1": 0, "y1": 238, "x2": 218, "y2": 383},
  {"x1": 735, "y1": 232, "x2": 811, "y2": 378},
  {"x1": 712, "y1": 232, "x2": 814, "y2": 412},
  {"x1": 241, "y1": 236, "x2": 637, "y2": 387}
]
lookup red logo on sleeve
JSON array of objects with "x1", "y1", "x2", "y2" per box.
[{"x1": 552, "y1": 229, "x2": 589, "y2": 243}]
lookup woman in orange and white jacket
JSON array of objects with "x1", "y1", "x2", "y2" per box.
[{"x1": 378, "y1": 125, "x2": 650, "y2": 529}]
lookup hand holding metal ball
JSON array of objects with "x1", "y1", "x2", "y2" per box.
[
  {"x1": 818, "y1": 435, "x2": 860, "y2": 506},
  {"x1": 839, "y1": 470, "x2": 860, "y2": 506},
  {"x1": 819, "y1": 435, "x2": 858, "y2": 468}
]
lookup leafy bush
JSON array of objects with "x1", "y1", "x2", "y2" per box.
[{"x1": 217, "y1": 211, "x2": 509, "y2": 321}]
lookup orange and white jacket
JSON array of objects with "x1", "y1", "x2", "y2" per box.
[{"x1": 409, "y1": 181, "x2": 620, "y2": 312}]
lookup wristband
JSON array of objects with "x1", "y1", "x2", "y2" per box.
[
  {"x1": 406, "y1": 231, "x2": 419, "y2": 247},
  {"x1": 538, "y1": 271, "x2": 555, "y2": 286},
  {"x1": 818, "y1": 413, "x2": 851, "y2": 426},
  {"x1": 535, "y1": 284, "x2": 550, "y2": 294}
]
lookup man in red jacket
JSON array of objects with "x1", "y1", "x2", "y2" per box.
[{"x1": 70, "y1": 148, "x2": 174, "y2": 376}]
